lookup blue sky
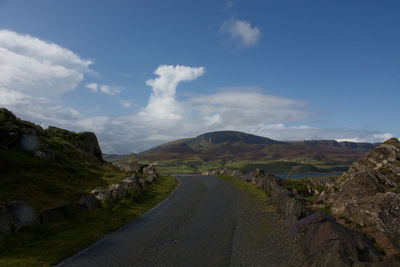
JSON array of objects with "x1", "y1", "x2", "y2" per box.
[{"x1": 0, "y1": 0, "x2": 399, "y2": 153}]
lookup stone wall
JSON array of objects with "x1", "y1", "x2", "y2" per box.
[{"x1": 0, "y1": 165, "x2": 159, "y2": 236}]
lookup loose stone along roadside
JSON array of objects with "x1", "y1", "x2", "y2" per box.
[{"x1": 0, "y1": 165, "x2": 158, "y2": 236}]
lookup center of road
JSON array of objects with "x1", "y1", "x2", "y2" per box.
[{"x1": 59, "y1": 175, "x2": 303, "y2": 267}]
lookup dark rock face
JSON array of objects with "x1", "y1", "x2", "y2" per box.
[
  {"x1": 75, "y1": 132, "x2": 103, "y2": 161},
  {"x1": 295, "y1": 211, "x2": 381, "y2": 266},
  {"x1": 46, "y1": 126, "x2": 104, "y2": 161},
  {"x1": 323, "y1": 139, "x2": 400, "y2": 257},
  {"x1": 0, "y1": 201, "x2": 37, "y2": 234}
]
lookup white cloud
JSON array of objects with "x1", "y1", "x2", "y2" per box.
[
  {"x1": 372, "y1": 133, "x2": 393, "y2": 141},
  {"x1": 188, "y1": 91, "x2": 310, "y2": 127},
  {"x1": 0, "y1": 33, "x2": 393, "y2": 155},
  {"x1": 120, "y1": 100, "x2": 132, "y2": 108},
  {"x1": 221, "y1": 19, "x2": 261, "y2": 47},
  {"x1": 0, "y1": 29, "x2": 92, "y2": 97},
  {"x1": 85, "y1": 83, "x2": 121, "y2": 95},
  {"x1": 246, "y1": 124, "x2": 393, "y2": 143},
  {"x1": 85, "y1": 83, "x2": 98, "y2": 92},
  {"x1": 140, "y1": 65, "x2": 205, "y2": 120}
]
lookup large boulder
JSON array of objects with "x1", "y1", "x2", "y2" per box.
[
  {"x1": 0, "y1": 201, "x2": 37, "y2": 234},
  {"x1": 90, "y1": 189, "x2": 112, "y2": 204},
  {"x1": 294, "y1": 211, "x2": 381, "y2": 267},
  {"x1": 142, "y1": 165, "x2": 158, "y2": 183},
  {"x1": 78, "y1": 194, "x2": 101, "y2": 210},
  {"x1": 39, "y1": 202, "x2": 87, "y2": 223}
]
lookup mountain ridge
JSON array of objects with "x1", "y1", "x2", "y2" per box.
[{"x1": 138, "y1": 130, "x2": 377, "y2": 162}]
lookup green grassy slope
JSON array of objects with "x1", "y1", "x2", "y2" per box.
[
  {"x1": 0, "y1": 175, "x2": 178, "y2": 266},
  {"x1": 0, "y1": 148, "x2": 125, "y2": 210}
]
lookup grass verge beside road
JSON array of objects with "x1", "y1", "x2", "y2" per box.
[
  {"x1": 218, "y1": 175, "x2": 274, "y2": 213},
  {"x1": 0, "y1": 175, "x2": 178, "y2": 267}
]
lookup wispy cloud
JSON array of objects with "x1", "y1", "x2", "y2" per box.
[
  {"x1": 120, "y1": 99, "x2": 132, "y2": 108},
  {"x1": 85, "y1": 83, "x2": 122, "y2": 95},
  {"x1": 225, "y1": 1, "x2": 233, "y2": 9},
  {"x1": 220, "y1": 19, "x2": 261, "y2": 48}
]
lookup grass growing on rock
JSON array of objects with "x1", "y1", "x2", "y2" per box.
[{"x1": 0, "y1": 175, "x2": 178, "y2": 267}]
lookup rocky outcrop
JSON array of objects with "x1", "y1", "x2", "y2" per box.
[
  {"x1": 0, "y1": 201, "x2": 37, "y2": 234},
  {"x1": 322, "y1": 138, "x2": 400, "y2": 257},
  {"x1": 1, "y1": 108, "x2": 104, "y2": 162},
  {"x1": 0, "y1": 108, "x2": 43, "y2": 149},
  {"x1": 45, "y1": 126, "x2": 104, "y2": 161},
  {"x1": 74, "y1": 132, "x2": 104, "y2": 161},
  {"x1": 217, "y1": 168, "x2": 396, "y2": 266},
  {"x1": 294, "y1": 211, "x2": 381, "y2": 266}
]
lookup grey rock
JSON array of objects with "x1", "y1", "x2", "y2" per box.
[
  {"x1": 323, "y1": 139, "x2": 400, "y2": 256},
  {"x1": 90, "y1": 189, "x2": 112, "y2": 203},
  {"x1": 295, "y1": 211, "x2": 381, "y2": 267},
  {"x1": 34, "y1": 150, "x2": 56, "y2": 160},
  {"x1": 39, "y1": 202, "x2": 87, "y2": 223},
  {"x1": 78, "y1": 195, "x2": 101, "y2": 210},
  {"x1": 0, "y1": 201, "x2": 37, "y2": 234}
]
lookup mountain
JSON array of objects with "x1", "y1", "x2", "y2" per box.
[
  {"x1": 138, "y1": 130, "x2": 376, "y2": 163},
  {"x1": 0, "y1": 108, "x2": 125, "y2": 210}
]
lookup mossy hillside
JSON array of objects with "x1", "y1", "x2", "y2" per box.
[
  {"x1": 0, "y1": 109, "x2": 126, "y2": 210},
  {"x1": 0, "y1": 147, "x2": 125, "y2": 211}
]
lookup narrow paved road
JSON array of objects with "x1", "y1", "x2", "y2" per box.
[{"x1": 59, "y1": 175, "x2": 303, "y2": 267}]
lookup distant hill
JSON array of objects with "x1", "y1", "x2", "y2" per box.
[{"x1": 138, "y1": 130, "x2": 377, "y2": 163}]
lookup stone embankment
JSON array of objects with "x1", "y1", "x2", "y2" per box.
[
  {"x1": 0, "y1": 165, "x2": 158, "y2": 235},
  {"x1": 322, "y1": 138, "x2": 400, "y2": 259},
  {"x1": 212, "y1": 164, "x2": 400, "y2": 266}
]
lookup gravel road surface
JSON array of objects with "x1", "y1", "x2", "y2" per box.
[{"x1": 58, "y1": 175, "x2": 303, "y2": 267}]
